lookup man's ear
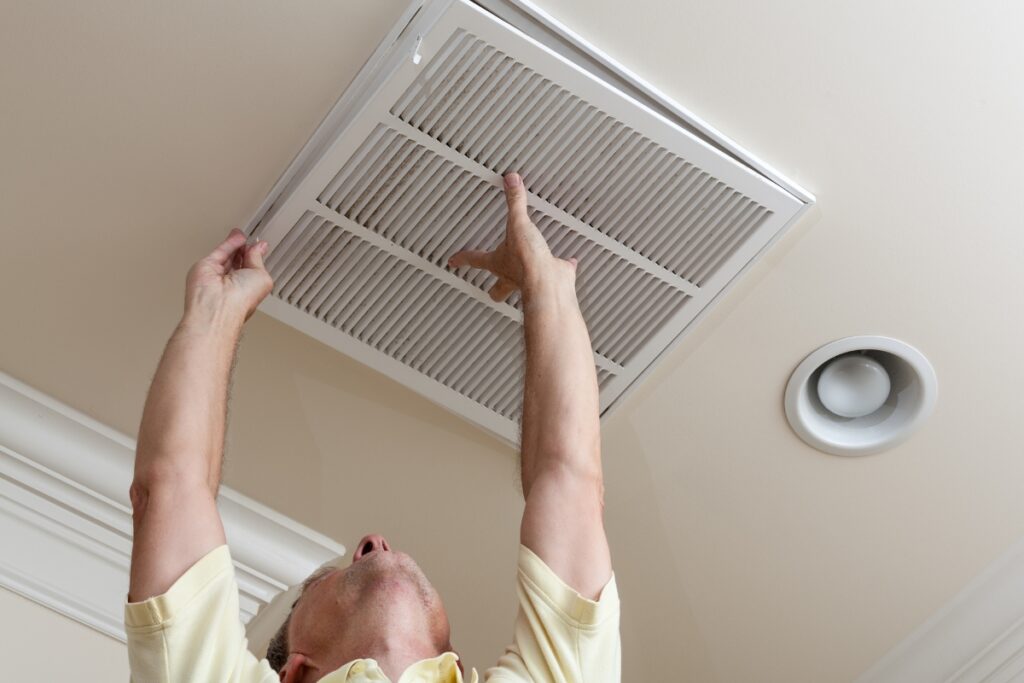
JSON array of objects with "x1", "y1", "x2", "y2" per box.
[{"x1": 281, "y1": 653, "x2": 309, "y2": 683}]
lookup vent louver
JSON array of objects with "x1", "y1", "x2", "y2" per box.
[
  {"x1": 392, "y1": 30, "x2": 774, "y2": 287},
  {"x1": 247, "y1": 0, "x2": 813, "y2": 443}
]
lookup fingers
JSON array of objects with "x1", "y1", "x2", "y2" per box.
[
  {"x1": 243, "y1": 239, "x2": 270, "y2": 271},
  {"x1": 448, "y1": 249, "x2": 494, "y2": 270},
  {"x1": 208, "y1": 228, "x2": 248, "y2": 265},
  {"x1": 502, "y1": 172, "x2": 529, "y2": 222},
  {"x1": 488, "y1": 277, "x2": 517, "y2": 302}
]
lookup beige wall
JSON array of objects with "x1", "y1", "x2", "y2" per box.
[{"x1": 0, "y1": 588, "x2": 128, "y2": 679}]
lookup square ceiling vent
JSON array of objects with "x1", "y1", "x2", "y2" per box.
[{"x1": 246, "y1": 0, "x2": 814, "y2": 443}]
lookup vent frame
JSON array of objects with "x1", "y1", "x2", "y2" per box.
[{"x1": 245, "y1": 0, "x2": 814, "y2": 443}]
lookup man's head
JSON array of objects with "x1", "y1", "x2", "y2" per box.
[{"x1": 267, "y1": 534, "x2": 453, "y2": 682}]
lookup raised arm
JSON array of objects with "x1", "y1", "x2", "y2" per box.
[
  {"x1": 450, "y1": 173, "x2": 611, "y2": 599},
  {"x1": 128, "y1": 229, "x2": 272, "y2": 602}
]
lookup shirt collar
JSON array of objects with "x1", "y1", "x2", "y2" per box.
[{"x1": 317, "y1": 651, "x2": 477, "y2": 683}]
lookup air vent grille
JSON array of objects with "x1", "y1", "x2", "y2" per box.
[{"x1": 247, "y1": 0, "x2": 809, "y2": 442}]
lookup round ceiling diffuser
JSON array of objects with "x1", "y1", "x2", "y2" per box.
[{"x1": 784, "y1": 336, "x2": 937, "y2": 456}]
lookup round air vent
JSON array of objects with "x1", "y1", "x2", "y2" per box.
[{"x1": 784, "y1": 336, "x2": 937, "y2": 456}]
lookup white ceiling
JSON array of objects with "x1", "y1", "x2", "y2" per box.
[{"x1": 2, "y1": 1, "x2": 1023, "y2": 680}]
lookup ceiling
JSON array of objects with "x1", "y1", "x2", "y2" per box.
[{"x1": 2, "y1": 1, "x2": 1023, "y2": 680}]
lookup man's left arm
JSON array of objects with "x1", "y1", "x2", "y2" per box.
[
  {"x1": 452, "y1": 174, "x2": 611, "y2": 599},
  {"x1": 455, "y1": 175, "x2": 619, "y2": 682}
]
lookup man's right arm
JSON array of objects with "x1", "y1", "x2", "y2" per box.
[
  {"x1": 128, "y1": 312, "x2": 236, "y2": 602},
  {"x1": 128, "y1": 229, "x2": 271, "y2": 602},
  {"x1": 124, "y1": 231, "x2": 281, "y2": 683}
]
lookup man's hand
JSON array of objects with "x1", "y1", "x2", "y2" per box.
[
  {"x1": 449, "y1": 173, "x2": 577, "y2": 304},
  {"x1": 184, "y1": 228, "x2": 273, "y2": 329},
  {"x1": 450, "y1": 172, "x2": 612, "y2": 601},
  {"x1": 128, "y1": 228, "x2": 273, "y2": 602}
]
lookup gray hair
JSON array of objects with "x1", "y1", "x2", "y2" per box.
[
  {"x1": 266, "y1": 566, "x2": 336, "y2": 672},
  {"x1": 266, "y1": 610, "x2": 292, "y2": 672}
]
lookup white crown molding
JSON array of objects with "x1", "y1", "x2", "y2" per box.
[
  {"x1": 0, "y1": 370, "x2": 345, "y2": 644},
  {"x1": 857, "y1": 537, "x2": 1024, "y2": 683}
]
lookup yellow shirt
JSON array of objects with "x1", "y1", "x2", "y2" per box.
[{"x1": 124, "y1": 544, "x2": 620, "y2": 682}]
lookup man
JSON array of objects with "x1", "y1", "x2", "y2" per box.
[{"x1": 125, "y1": 173, "x2": 621, "y2": 682}]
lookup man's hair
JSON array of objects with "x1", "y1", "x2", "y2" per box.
[
  {"x1": 266, "y1": 566, "x2": 335, "y2": 672},
  {"x1": 266, "y1": 611, "x2": 292, "y2": 672}
]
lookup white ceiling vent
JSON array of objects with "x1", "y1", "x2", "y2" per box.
[{"x1": 246, "y1": 0, "x2": 814, "y2": 443}]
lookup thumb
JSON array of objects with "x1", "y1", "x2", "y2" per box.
[
  {"x1": 448, "y1": 249, "x2": 494, "y2": 270},
  {"x1": 243, "y1": 240, "x2": 269, "y2": 271},
  {"x1": 502, "y1": 172, "x2": 528, "y2": 221}
]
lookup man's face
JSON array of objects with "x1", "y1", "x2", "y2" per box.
[{"x1": 285, "y1": 534, "x2": 450, "y2": 676}]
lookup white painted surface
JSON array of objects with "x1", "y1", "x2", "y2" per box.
[{"x1": 0, "y1": 371, "x2": 345, "y2": 645}]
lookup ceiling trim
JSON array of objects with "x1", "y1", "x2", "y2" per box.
[
  {"x1": 0, "y1": 370, "x2": 345, "y2": 643},
  {"x1": 857, "y1": 538, "x2": 1024, "y2": 683}
]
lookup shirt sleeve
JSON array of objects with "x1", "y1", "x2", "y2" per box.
[
  {"x1": 124, "y1": 544, "x2": 278, "y2": 683},
  {"x1": 484, "y1": 544, "x2": 621, "y2": 683}
]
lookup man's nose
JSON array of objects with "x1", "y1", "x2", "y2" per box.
[{"x1": 352, "y1": 534, "x2": 390, "y2": 562}]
